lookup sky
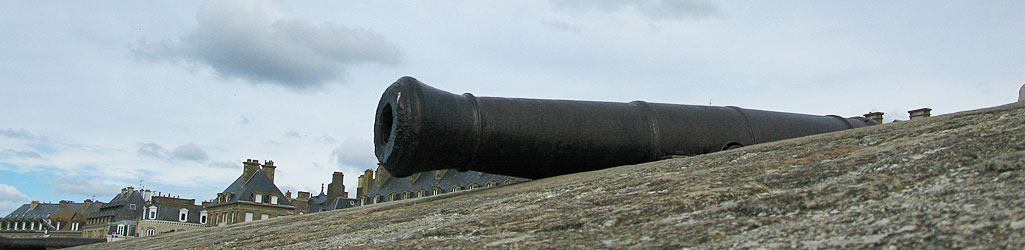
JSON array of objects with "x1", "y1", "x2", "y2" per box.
[{"x1": 1, "y1": 0, "x2": 1023, "y2": 215}]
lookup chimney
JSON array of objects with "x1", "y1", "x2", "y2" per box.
[
  {"x1": 285, "y1": 190, "x2": 292, "y2": 199},
  {"x1": 908, "y1": 108, "x2": 932, "y2": 120},
  {"x1": 327, "y1": 171, "x2": 345, "y2": 200},
  {"x1": 298, "y1": 191, "x2": 311, "y2": 200},
  {"x1": 243, "y1": 159, "x2": 260, "y2": 184},
  {"x1": 262, "y1": 160, "x2": 276, "y2": 183},
  {"x1": 30, "y1": 201, "x2": 39, "y2": 210},
  {"x1": 143, "y1": 190, "x2": 153, "y2": 202},
  {"x1": 863, "y1": 112, "x2": 884, "y2": 124}
]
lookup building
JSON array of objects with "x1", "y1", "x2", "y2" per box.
[
  {"x1": 288, "y1": 171, "x2": 359, "y2": 214},
  {"x1": 356, "y1": 165, "x2": 529, "y2": 205},
  {"x1": 137, "y1": 192, "x2": 207, "y2": 237},
  {"x1": 1, "y1": 199, "x2": 102, "y2": 238},
  {"x1": 206, "y1": 159, "x2": 294, "y2": 226},
  {"x1": 81, "y1": 187, "x2": 146, "y2": 239}
]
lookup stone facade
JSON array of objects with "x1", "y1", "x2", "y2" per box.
[
  {"x1": 137, "y1": 194, "x2": 206, "y2": 237},
  {"x1": 205, "y1": 159, "x2": 295, "y2": 227}
]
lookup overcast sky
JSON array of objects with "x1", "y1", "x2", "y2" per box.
[{"x1": 1, "y1": 0, "x2": 1023, "y2": 215}]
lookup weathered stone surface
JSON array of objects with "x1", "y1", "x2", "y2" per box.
[{"x1": 74, "y1": 102, "x2": 1025, "y2": 250}]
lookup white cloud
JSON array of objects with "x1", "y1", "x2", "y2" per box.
[
  {"x1": 2, "y1": 149, "x2": 43, "y2": 159},
  {"x1": 551, "y1": 0, "x2": 720, "y2": 20},
  {"x1": 133, "y1": 0, "x2": 402, "y2": 90},
  {"x1": 331, "y1": 137, "x2": 376, "y2": 169},
  {"x1": 0, "y1": 184, "x2": 30, "y2": 215},
  {"x1": 137, "y1": 142, "x2": 166, "y2": 158},
  {"x1": 49, "y1": 177, "x2": 120, "y2": 198},
  {"x1": 172, "y1": 143, "x2": 209, "y2": 162},
  {"x1": 0, "y1": 128, "x2": 39, "y2": 140}
]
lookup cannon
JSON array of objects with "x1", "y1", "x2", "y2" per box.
[
  {"x1": 0, "y1": 236, "x2": 105, "y2": 250},
  {"x1": 375, "y1": 76, "x2": 876, "y2": 179}
]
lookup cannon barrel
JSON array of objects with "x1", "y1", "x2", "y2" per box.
[
  {"x1": 375, "y1": 77, "x2": 876, "y2": 179},
  {"x1": 0, "y1": 236, "x2": 106, "y2": 250}
]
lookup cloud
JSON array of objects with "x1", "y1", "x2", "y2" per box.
[
  {"x1": 2, "y1": 149, "x2": 43, "y2": 159},
  {"x1": 137, "y1": 142, "x2": 166, "y2": 158},
  {"x1": 0, "y1": 128, "x2": 39, "y2": 140},
  {"x1": 209, "y1": 161, "x2": 240, "y2": 169},
  {"x1": 318, "y1": 135, "x2": 337, "y2": 144},
  {"x1": 239, "y1": 115, "x2": 254, "y2": 125},
  {"x1": 331, "y1": 137, "x2": 377, "y2": 168},
  {"x1": 49, "y1": 177, "x2": 120, "y2": 198},
  {"x1": 284, "y1": 130, "x2": 302, "y2": 138},
  {"x1": 0, "y1": 184, "x2": 30, "y2": 215},
  {"x1": 172, "y1": 143, "x2": 209, "y2": 162},
  {"x1": 133, "y1": 0, "x2": 402, "y2": 90},
  {"x1": 551, "y1": 0, "x2": 720, "y2": 20}
]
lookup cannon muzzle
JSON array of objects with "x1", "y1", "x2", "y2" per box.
[{"x1": 375, "y1": 76, "x2": 875, "y2": 179}]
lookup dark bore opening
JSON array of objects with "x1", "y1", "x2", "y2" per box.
[{"x1": 377, "y1": 103, "x2": 394, "y2": 147}]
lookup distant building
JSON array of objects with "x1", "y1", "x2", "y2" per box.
[
  {"x1": 137, "y1": 191, "x2": 206, "y2": 237},
  {"x1": 356, "y1": 165, "x2": 529, "y2": 205},
  {"x1": 81, "y1": 187, "x2": 146, "y2": 240},
  {"x1": 1, "y1": 199, "x2": 102, "y2": 238},
  {"x1": 206, "y1": 159, "x2": 294, "y2": 226},
  {"x1": 288, "y1": 171, "x2": 359, "y2": 214}
]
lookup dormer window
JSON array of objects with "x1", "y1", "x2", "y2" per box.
[
  {"x1": 148, "y1": 206, "x2": 157, "y2": 220},
  {"x1": 199, "y1": 210, "x2": 208, "y2": 224},
  {"x1": 130, "y1": 204, "x2": 136, "y2": 210},
  {"x1": 270, "y1": 195, "x2": 278, "y2": 205},
  {"x1": 179, "y1": 208, "x2": 189, "y2": 222},
  {"x1": 253, "y1": 193, "x2": 263, "y2": 203}
]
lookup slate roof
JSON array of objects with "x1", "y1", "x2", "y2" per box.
[
  {"x1": 213, "y1": 168, "x2": 293, "y2": 206},
  {"x1": 87, "y1": 189, "x2": 145, "y2": 220},
  {"x1": 307, "y1": 192, "x2": 330, "y2": 212},
  {"x1": 4, "y1": 203, "x2": 60, "y2": 219},
  {"x1": 328, "y1": 198, "x2": 359, "y2": 210},
  {"x1": 52, "y1": 202, "x2": 103, "y2": 220},
  {"x1": 365, "y1": 170, "x2": 529, "y2": 199}
]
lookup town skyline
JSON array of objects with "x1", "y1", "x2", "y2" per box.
[{"x1": 3, "y1": 0, "x2": 1024, "y2": 215}]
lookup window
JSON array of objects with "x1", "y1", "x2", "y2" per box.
[
  {"x1": 401, "y1": 191, "x2": 410, "y2": 200},
  {"x1": 433, "y1": 187, "x2": 442, "y2": 196},
  {"x1": 486, "y1": 181, "x2": 496, "y2": 188},
  {"x1": 130, "y1": 204, "x2": 136, "y2": 210},
  {"x1": 505, "y1": 178, "x2": 515, "y2": 184},
  {"x1": 149, "y1": 206, "x2": 157, "y2": 220},
  {"x1": 388, "y1": 192, "x2": 396, "y2": 201},
  {"x1": 244, "y1": 212, "x2": 253, "y2": 222},
  {"x1": 116, "y1": 224, "x2": 125, "y2": 236},
  {"x1": 179, "y1": 208, "x2": 189, "y2": 222},
  {"x1": 468, "y1": 182, "x2": 479, "y2": 190},
  {"x1": 451, "y1": 185, "x2": 462, "y2": 192},
  {"x1": 254, "y1": 193, "x2": 263, "y2": 203},
  {"x1": 71, "y1": 222, "x2": 79, "y2": 231},
  {"x1": 147, "y1": 228, "x2": 154, "y2": 236},
  {"x1": 417, "y1": 189, "x2": 426, "y2": 198},
  {"x1": 200, "y1": 210, "x2": 208, "y2": 224},
  {"x1": 261, "y1": 214, "x2": 269, "y2": 220},
  {"x1": 56, "y1": 222, "x2": 61, "y2": 231},
  {"x1": 31, "y1": 222, "x2": 36, "y2": 231},
  {"x1": 349, "y1": 200, "x2": 356, "y2": 206},
  {"x1": 270, "y1": 195, "x2": 278, "y2": 205}
]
